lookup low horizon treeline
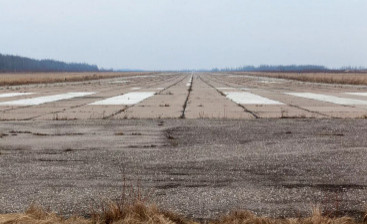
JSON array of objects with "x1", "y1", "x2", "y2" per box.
[
  {"x1": 159, "y1": 65, "x2": 367, "y2": 73},
  {"x1": 2, "y1": 53, "x2": 367, "y2": 73},
  {"x1": 211, "y1": 65, "x2": 367, "y2": 72},
  {"x1": 0, "y1": 53, "x2": 107, "y2": 73}
]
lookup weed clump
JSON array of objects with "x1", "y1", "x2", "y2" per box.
[
  {"x1": 0, "y1": 204, "x2": 366, "y2": 224},
  {"x1": 212, "y1": 207, "x2": 359, "y2": 224}
]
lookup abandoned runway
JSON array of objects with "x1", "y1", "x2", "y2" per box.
[
  {"x1": 1, "y1": 73, "x2": 367, "y2": 120},
  {"x1": 1, "y1": 73, "x2": 367, "y2": 220}
]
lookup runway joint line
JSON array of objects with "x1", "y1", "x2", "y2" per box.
[
  {"x1": 180, "y1": 74, "x2": 194, "y2": 119},
  {"x1": 198, "y1": 75, "x2": 259, "y2": 119}
]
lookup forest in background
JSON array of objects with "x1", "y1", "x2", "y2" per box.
[
  {"x1": 211, "y1": 65, "x2": 367, "y2": 72},
  {"x1": 1, "y1": 53, "x2": 366, "y2": 73},
  {"x1": 0, "y1": 53, "x2": 100, "y2": 72}
]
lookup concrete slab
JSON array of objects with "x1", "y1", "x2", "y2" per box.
[
  {"x1": 0, "y1": 74, "x2": 182, "y2": 120},
  {"x1": 115, "y1": 75, "x2": 190, "y2": 119},
  {"x1": 0, "y1": 92, "x2": 33, "y2": 98},
  {"x1": 345, "y1": 92, "x2": 367, "y2": 96},
  {"x1": 90, "y1": 92, "x2": 155, "y2": 105},
  {"x1": 200, "y1": 74, "x2": 367, "y2": 118},
  {"x1": 185, "y1": 76, "x2": 254, "y2": 119},
  {"x1": 36, "y1": 75, "x2": 184, "y2": 120},
  {"x1": 0, "y1": 92, "x2": 95, "y2": 106},
  {"x1": 1, "y1": 72, "x2": 367, "y2": 120},
  {"x1": 286, "y1": 92, "x2": 367, "y2": 105},
  {"x1": 224, "y1": 92, "x2": 283, "y2": 105}
]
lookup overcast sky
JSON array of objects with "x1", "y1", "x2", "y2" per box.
[{"x1": 1, "y1": 0, "x2": 366, "y2": 70}]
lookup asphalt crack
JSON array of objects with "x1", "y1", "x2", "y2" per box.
[{"x1": 180, "y1": 74, "x2": 194, "y2": 119}]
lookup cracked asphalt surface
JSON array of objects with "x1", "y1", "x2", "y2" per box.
[{"x1": 1, "y1": 119, "x2": 367, "y2": 220}]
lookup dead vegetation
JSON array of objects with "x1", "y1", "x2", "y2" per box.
[
  {"x1": 1, "y1": 203, "x2": 366, "y2": 224},
  {"x1": 236, "y1": 72, "x2": 367, "y2": 85},
  {"x1": 1, "y1": 180, "x2": 366, "y2": 224},
  {"x1": 0, "y1": 204, "x2": 90, "y2": 224},
  {"x1": 0, "y1": 72, "x2": 154, "y2": 86},
  {"x1": 0, "y1": 202, "x2": 192, "y2": 224},
  {"x1": 0, "y1": 133, "x2": 8, "y2": 138},
  {"x1": 131, "y1": 132, "x2": 142, "y2": 136},
  {"x1": 211, "y1": 207, "x2": 363, "y2": 224}
]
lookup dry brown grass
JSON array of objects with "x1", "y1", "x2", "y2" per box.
[
  {"x1": 0, "y1": 201, "x2": 192, "y2": 224},
  {"x1": 92, "y1": 200, "x2": 192, "y2": 224},
  {"x1": 212, "y1": 207, "x2": 360, "y2": 224},
  {"x1": 0, "y1": 204, "x2": 90, "y2": 224},
  {"x1": 234, "y1": 72, "x2": 367, "y2": 85},
  {"x1": 0, "y1": 180, "x2": 365, "y2": 224},
  {"x1": 0, "y1": 72, "x2": 154, "y2": 86},
  {"x1": 1, "y1": 203, "x2": 366, "y2": 224}
]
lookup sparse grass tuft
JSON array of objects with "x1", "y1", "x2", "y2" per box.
[
  {"x1": 0, "y1": 204, "x2": 90, "y2": 224},
  {"x1": 210, "y1": 207, "x2": 358, "y2": 224},
  {"x1": 114, "y1": 131, "x2": 125, "y2": 136},
  {"x1": 0, "y1": 133, "x2": 8, "y2": 138},
  {"x1": 0, "y1": 180, "x2": 366, "y2": 224},
  {"x1": 1, "y1": 203, "x2": 366, "y2": 224},
  {"x1": 91, "y1": 200, "x2": 194, "y2": 224},
  {"x1": 164, "y1": 91, "x2": 174, "y2": 95}
]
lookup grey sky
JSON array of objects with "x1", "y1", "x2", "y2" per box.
[{"x1": 1, "y1": 0, "x2": 366, "y2": 70}]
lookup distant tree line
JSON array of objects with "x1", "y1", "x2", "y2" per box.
[
  {"x1": 0, "y1": 53, "x2": 100, "y2": 72},
  {"x1": 211, "y1": 65, "x2": 367, "y2": 73},
  {"x1": 212, "y1": 65, "x2": 329, "y2": 72}
]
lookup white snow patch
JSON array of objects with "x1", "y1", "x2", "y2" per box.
[
  {"x1": 119, "y1": 75, "x2": 156, "y2": 79},
  {"x1": 286, "y1": 92, "x2": 367, "y2": 105},
  {"x1": 186, "y1": 75, "x2": 193, "y2": 87},
  {"x1": 90, "y1": 92, "x2": 155, "y2": 105},
  {"x1": 217, "y1": 87, "x2": 235, "y2": 90},
  {"x1": 0, "y1": 92, "x2": 33, "y2": 98},
  {"x1": 346, "y1": 92, "x2": 367, "y2": 97},
  {"x1": 224, "y1": 92, "x2": 283, "y2": 105},
  {"x1": 0, "y1": 92, "x2": 95, "y2": 106},
  {"x1": 258, "y1": 80, "x2": 283, "y2": 84},
  {"x1": 110, "y1": 80, "x2": 129, "y2": 84},
  {"x1": 131, "y1": 87, "x2": 141, "y2": 90}
]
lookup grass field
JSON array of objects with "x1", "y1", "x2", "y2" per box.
[
  {"x1": 0, "y1": 72, "x2": 155, "y2": 86},
  {"x1": 234, "y1": 72, "x2": 367, "y2": 85}
]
